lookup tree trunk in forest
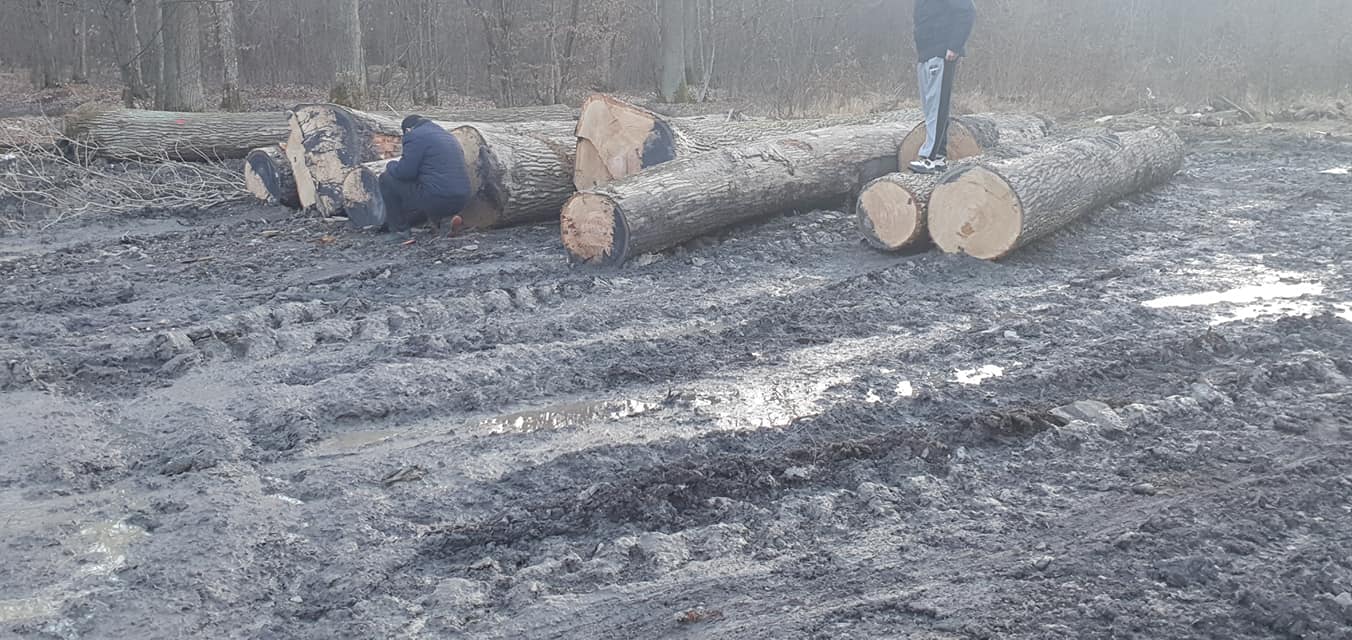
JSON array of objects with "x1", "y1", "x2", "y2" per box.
[
  {"x1": 897, "y1": 114, "x2": 1052, "y2": 167},
  {"x1": 245, "y1": 145, "x2": 301, "y2": 209},
  {"x1": 158, "y1": 0, "x2": 207, "y2": 112},
  {"x1": 683, "y1": 0, "x2": 702, "y2": 87},
  {"x1": 340, "y1": 124, "x2": 577, "y2": 230},
  {"x1": 72, "y1": 4, "x2": 89, "y2": 84},
  {"x1": 287, "y1": 103, "x2": 577, "y2": 214},
  {"x1": 125, "y1": 0, "x2": 148, "y2": 98},
  {"x1": 561, "y1": 121, "x2": 917, "y2": 266},
  {"x1": 32, "y1": 0, "x2": 60, "y2": 88},
  {"x1": 330, "y1": 0, "x2": 367, "y2": 109},
  {"x1": 659, "y1": 0, "x2": 687, "y2": 103},
  {"x1": 213, "y1": 1, "x2": 244, "y2": 111},
  {"x1": 928, "y1": 127, "x2": 1184, "y2": 260},
  {"x1": 573, "y1": 94, "x2": 920, "y2": 190},
  {"x1": 62, "y1": 106, "x2": 291, "y2": 160}
]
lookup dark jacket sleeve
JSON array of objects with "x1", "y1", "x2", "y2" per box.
[
  {"x1": 386, "y1": 128, "x2": 428, "y2": 182},
  {"x1": 945, "y1": 0, "x2": 976, "y2": 56}
]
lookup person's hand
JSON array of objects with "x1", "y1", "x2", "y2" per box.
[{"x1": 946, "y1": 49, "x2": 960, "y2": 62}]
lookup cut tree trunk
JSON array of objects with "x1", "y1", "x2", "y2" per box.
[
  {"x1": 339, "y1": 124, "x2": 577, "y2": 230},
  {"x1": 561, "y1": 121, "x2": 916, "y2": 266},
  {"x1": 856, "y1": 172, "x2": 948, "y2": 252},
  {"x1": 858, "y1": 133, "x2": 1054, "y2": 252},
  {"x1": 573, "y1": 94, "x2": 920, "y2": 190},
  {"x1": 452, "y1": 124, "x2": 576, "y2": 228},
  {"x1": 62, "y1": 106, "x2": 291, "y2": 160},
  {"x1": 288, "y1": 103, "x2": 576, "y2": 215},
  {"x1": 928, "y1": 126, "x2": 1184, "y2": 260},
  {"x1": 897, "y1": 113, "x2": 1052, "y2": 167},
  {"x1": 244, "y1": 146, "x2": 300, "y2": 209}
]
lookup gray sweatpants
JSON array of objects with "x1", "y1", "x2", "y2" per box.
[{"x1": 917, "y1": 56, "x2": 958, "y2": 160}]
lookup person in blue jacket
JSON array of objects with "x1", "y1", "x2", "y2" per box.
[
  {"x1": 380, "y1": 115, "x2": 471, "y2": 242},
  {"x1": 909, "y1": 0, "x2": 976, "y2": 175}
]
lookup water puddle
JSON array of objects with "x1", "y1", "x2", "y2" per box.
[
  {"x1": 1319, "y1": 167, "x2": 1349, "y2": 175},
  {"x1": 477, "y1": 400, "x2": 658, "y2": 435},
  {"x1": 0, "y1": 519, "x2": 147, "y2": 624},
  {"x1": 1338, "y1": 303, "x2": 1352, "y2": 322},
  {"x1": 75, "y1": 520, "x2": 148, "y2": 577},
  {"x1": 895, "y1": 381, "x2": 915, "y2": 397},
  {"x1": 0, "y1": 595, "x2": 63, "y2": 624},
  {"x1": 1143, "y1": 282, "x2": 1324, "y2": 309},
  {"x1": 310, "y1": 428, "x2": 403, "y2": 457},
  {"x1": 955, "y1": 365, "x2": 1005, "y2": 386}
]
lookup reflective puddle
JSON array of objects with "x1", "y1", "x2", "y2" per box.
[
  {"x1": 1144, "y1": 282, "x2": 1324, "y2": 309},
  {"x1": 477, "y1": 400, "x2": 658, "y2": 435},
  {"x1": 955, "y1": 365, "x2": 1005, "y2": 386}
]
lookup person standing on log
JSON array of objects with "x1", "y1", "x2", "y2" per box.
[
  {"x1": 909, "y1": 0, "x2": 977, "y2": 175},
  {"x1": 380, "y1": 115, "x2": 470, "y2": 243}
]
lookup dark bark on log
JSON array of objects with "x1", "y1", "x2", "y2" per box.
[
  {"x1": 928, "y1": 126, "x2": 1184, "y2": 260},
  {"x1": 245, "y1": 146, "x2": 300, "y2": 209},
  {"x1": 288, "y1": 104, "x2": 578, "y2": 214},
  {"x1": 561, "y1": 121, "x2": 916, "y2": 266},
  {"x1": 897, "y1": 113, "x2": 1052, "y2": 167},
  {"x1": 62, "y1": 105, "x2": 291, "y2": 161},
  {"x1": 573, "y1": 94, "x2": 919, "y2": 190}
]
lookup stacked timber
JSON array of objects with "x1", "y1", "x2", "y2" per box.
[
  {"x1": 927, "y1": 126, "x2": 1184, "y2": 260},
  {"x1": 857, "y1": 114, "x2": 1053, "y2": 252},
  {"x1": 572, "y1": 94, "x2": 921, "y2": 190},
  {"x1": 286, "y1": 104, "x2": 577, "y2": 217},
  {"x1": 560, "y1": 121, "x2": 919, "y2": 266}
]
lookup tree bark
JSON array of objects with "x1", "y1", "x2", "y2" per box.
[
  {"x1": 574, "y1": 94, "x2": 920, "y2": 190},
  {"x1": 62, "y1": 106, "x2": 291, "y2": 161},
  {"x1": 158, "y1": 0, "x2": 207, "y2": 112},
  {"x1": 561, "y1": 121, "x2": 918, "y2": 266},
  {"x1": 72, "y1": 3, "x2": 89, "y2": 84},
  {"x1": 32, "y1": 0, "x2": 60, "y2": 88},
  {"x1": 928, "y1": 127, "x2": 1185, "y2": 260},
  {"x1": 287, "y1": 103, "x2": 577, "y2": 215},
  {"x1": 897, "y1": 113, "x2": 1052, "y2": 168},
  {"x1": 245, "y1": 146, "x2": 300, "y2": 209},
  {"x1": 125, "y1": 0, "x2": 147, "y2": 97},
  {"x1": 330, "y1": 0, "x2": 367, "y2": 109},
  {"x1": 683, "y1": 0, "x2": 702, "y2": 87},
  {"x1": 212, "y1": 0, "x2": 244, "y2": 111},
  {"x1": 659, "y1": 0, "x2": 687, "y2": 103}
]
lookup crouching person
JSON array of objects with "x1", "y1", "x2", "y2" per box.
[{"x1": 380, "y1": 115, "x2": 470, "y2": 242}]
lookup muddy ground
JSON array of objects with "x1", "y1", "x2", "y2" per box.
[{"x1": 2, "y1": 123, "x2": 1351, "y2": 639}]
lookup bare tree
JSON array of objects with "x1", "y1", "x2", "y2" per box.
[
  {"x1": 31, "y1": 0, "x2": 60, "y2": 88},
  {"x1": 330, "y1": 0, "x2": 367, "y2": 108},
  {"x1": 658, "y1": 0, "x2": 686, "y2": 102},
  {"x1": 212, "y1": 0, "x2": 244, "y2": 111},
  {"x1": 157, "y1": 0, "x2": 207, "y2": 111}
]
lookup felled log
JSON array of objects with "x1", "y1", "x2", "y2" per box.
[
  {"x1": 244, "y1": 145, "x2": 301, "y2": 208},
  {"x1": 452, "y1": 124, "x2": 576, "y2": 228},
  {"x1": 897, "y1": 113, "x2": 1052, "y2": 167},
  {"x1": 561, "y1": 122, "x2": 915, "y2": 266},
  {"x1": 341, "y1": 124, "x2": 578, "y2": 230},
  {"x1": 856, "y1": 172, "x2": 947, "y2": 252},
  {"x1": 573, "y1": 94, "x2": 920, "y2": 190},
  {"x1": 288, "y1": 103, "x2": 576, "y2": 215},
  {"x1": 62, "y1": 104, "x2": 291, "y2": 161},
  {"x1": 927, "y1": 126, "x2": 1184, "y2": 260}
]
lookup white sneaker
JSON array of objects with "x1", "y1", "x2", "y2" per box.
[{"x1": 908, "y1": 157, "x2": 948, "y2": 174}]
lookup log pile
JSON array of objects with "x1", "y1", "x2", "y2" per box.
[
  {"x1": 896, "y1": 113, "x2": 1052, "y2": 167},
  {"x1": 286, "y1": 103, "x2": 577, "y2": 217},
  {"x1": 572, "y1": 94, "x2": 920, "y2": 190},
  {"x1": 561, "y1": 121, "x2": 918, "y2": 266},
  {"x1": 857, "y1": 115, "x2": 1052, "y2": 252},
  {"x1": 927, "y1": 126, "x2": 1184, "y2": 259}
]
